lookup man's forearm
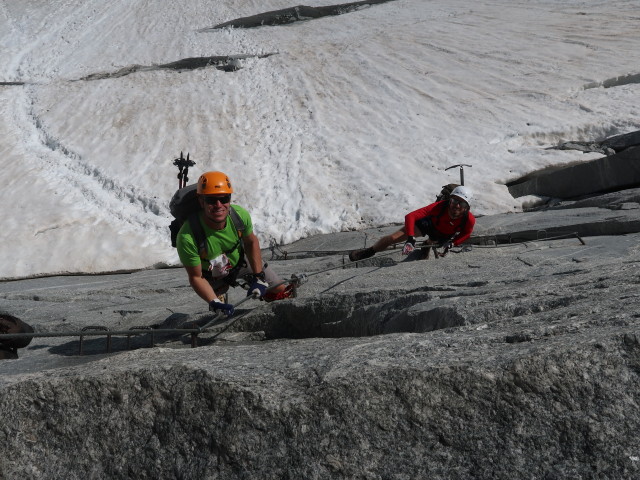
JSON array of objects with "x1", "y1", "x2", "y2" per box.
[
  {"x1": 189, "y1": 275, "x2": 217, "y2": 303},
  {"x1": 244, "y1": 235, "x2": 264, "y2": 274}
]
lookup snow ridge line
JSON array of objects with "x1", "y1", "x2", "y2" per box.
[
  {"x1": 32, "y1": 114, "x2": 163, "y2": 216},
  {"x1": 19, "y1": 87, "x2": 168, "y2": 236}
]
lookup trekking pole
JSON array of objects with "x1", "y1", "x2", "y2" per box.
[
  {"x1": 445, "y1": 164, "x2": 472, "y2": 186},
  {"x1": 173, "y1": 152, "x2": 196, "y2": 189}
]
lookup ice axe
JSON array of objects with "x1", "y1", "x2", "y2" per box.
[
  {"x1": 445, "y1": 164, "x2": 472, "y2": 186},
  {"x1": 173, "y1": 151, "x2": 196, "y2": 189}
]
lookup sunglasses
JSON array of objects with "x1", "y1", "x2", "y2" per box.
[
  {"x1": 203, "y1": 195, "x2": 231, "y2": 205},
  {"x1": 450, "y1": 198, "x2": 469, "y2": 209}
]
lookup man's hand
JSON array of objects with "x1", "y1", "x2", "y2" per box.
[
  {"x1": 402, "y1": 236, "x2": 416, "y2": 255},
  {"x1": 209, "y1": 300, "x2": 235, "y2": 317},
  {"x1": 247, "y1": 272, "x2": 269, "y2": 298}
]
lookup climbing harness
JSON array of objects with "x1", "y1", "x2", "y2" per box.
[{"x1": 420, "y1": 241, "x2": 451, "y2": 259}]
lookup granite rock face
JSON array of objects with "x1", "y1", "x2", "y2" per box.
[
  {"x1": 507, "y1": 146, "x2": 640, "y2": 199},
  {"x1": 507, "y1": 129, "x2": 640, "y2": 200},
  {"x1": 1, "y1": 190, "x2": 640, "y2": 479}
]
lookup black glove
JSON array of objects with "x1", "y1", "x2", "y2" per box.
[
  {"x1": 209, "y1": 300, "x2": 235, "y2": 317},
  {"x1": 247, "y1": 271, "x2": 269, "y2": 298}
]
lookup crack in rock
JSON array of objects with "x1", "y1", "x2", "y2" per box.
[
  {"x1": 201, "y1": 0, "x2": 396, "y2": 30},
  {"x1": 79, "y1": 54, "x2": 275, "y2": 81},
  {"x1": 584, "y1": 72, "x2": 640, "y2": 90},
  {"x1": 238, "y1": 284, "x2": 600, "y2": 341},
  {"x1": 549, "y1": 130, "x2": 640, "y2": 156}
]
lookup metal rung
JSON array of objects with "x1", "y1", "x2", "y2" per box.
[{"x1": 79, "y1": 326, "x2": 109, "y2": 355}]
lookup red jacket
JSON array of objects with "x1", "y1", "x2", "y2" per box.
[{"x1": 404, "y1": 201, "x2": 475, "y2": 245}]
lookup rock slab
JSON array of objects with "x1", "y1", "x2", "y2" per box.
[{"x1": 1, "y1": 196, "x2": 640, "y2": 479}]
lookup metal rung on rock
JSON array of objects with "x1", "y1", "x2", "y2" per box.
[{"x1": 79, "y1": 326, "x2": 110, "y2": 355}]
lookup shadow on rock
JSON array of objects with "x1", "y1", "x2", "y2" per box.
[{"x1": 247, "y1": 289, "x2": 468, "y2": 340}]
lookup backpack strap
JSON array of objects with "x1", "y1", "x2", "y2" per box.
[
  {"x1": 187, "y1": 212, "x2": 209, "y2": 260},
  {"x1": 224, "y1": 206, "x2": 246, "y2": 259},
  {"x1": 228, "y1": 206, "x2": 246, "y2": 238}
]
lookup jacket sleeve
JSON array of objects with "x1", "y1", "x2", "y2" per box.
[
  {"x1": 453, "y1": 213, "x2": 476, "y2": 245},
  {"x1": 404, "y1": 203, "x2": 438, "y2": 236}
]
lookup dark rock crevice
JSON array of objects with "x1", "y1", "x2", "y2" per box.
[
  {"x1": 200, "y1": 0, "x2": 397, "y2": 31},
  {"x1": 584, "y1": 72, "x2": 640, "y2": 90},
  {"x1": 3, "y1": 54, "x2": 273, "y2": 85},
  {"x1": 79, "y1": 54, "x2": 275, "y2": 81},
  {"x1": 240, "y1": 285, "x2": 596, "y2": 340},
  {"x1": 552, "y1": 129, "x2": 640, "y2": 156}
]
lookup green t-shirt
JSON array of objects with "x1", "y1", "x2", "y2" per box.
[{"x1": 176, "y1": 205, "x2": 253, "y2": 269}]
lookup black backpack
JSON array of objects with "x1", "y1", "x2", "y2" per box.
[
  {"x1": 169, "y1": 184, "x2": 246, "y2": 260},
  {"x1": 435, "y1": 183, "x2": 460, "y2": 203},
  {"x1": 1, "y1": 313, "x2": 34, "y2": 359}
]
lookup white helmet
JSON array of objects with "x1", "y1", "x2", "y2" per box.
[{"x1": 450, "y1": 186, "x2": 472, "y2": 208}]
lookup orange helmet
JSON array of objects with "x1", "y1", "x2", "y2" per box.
[{"x1": 196, "y1": 171, "x2": 233, "y2": 195}]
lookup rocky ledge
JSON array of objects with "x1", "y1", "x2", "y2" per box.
[{"x1": 1, "y1": 189, "x2": 640, "y2": 479}]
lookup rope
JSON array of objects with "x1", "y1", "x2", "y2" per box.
[{"x1": 468, "y1": 231, "x2": 585, "y2": 248}]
